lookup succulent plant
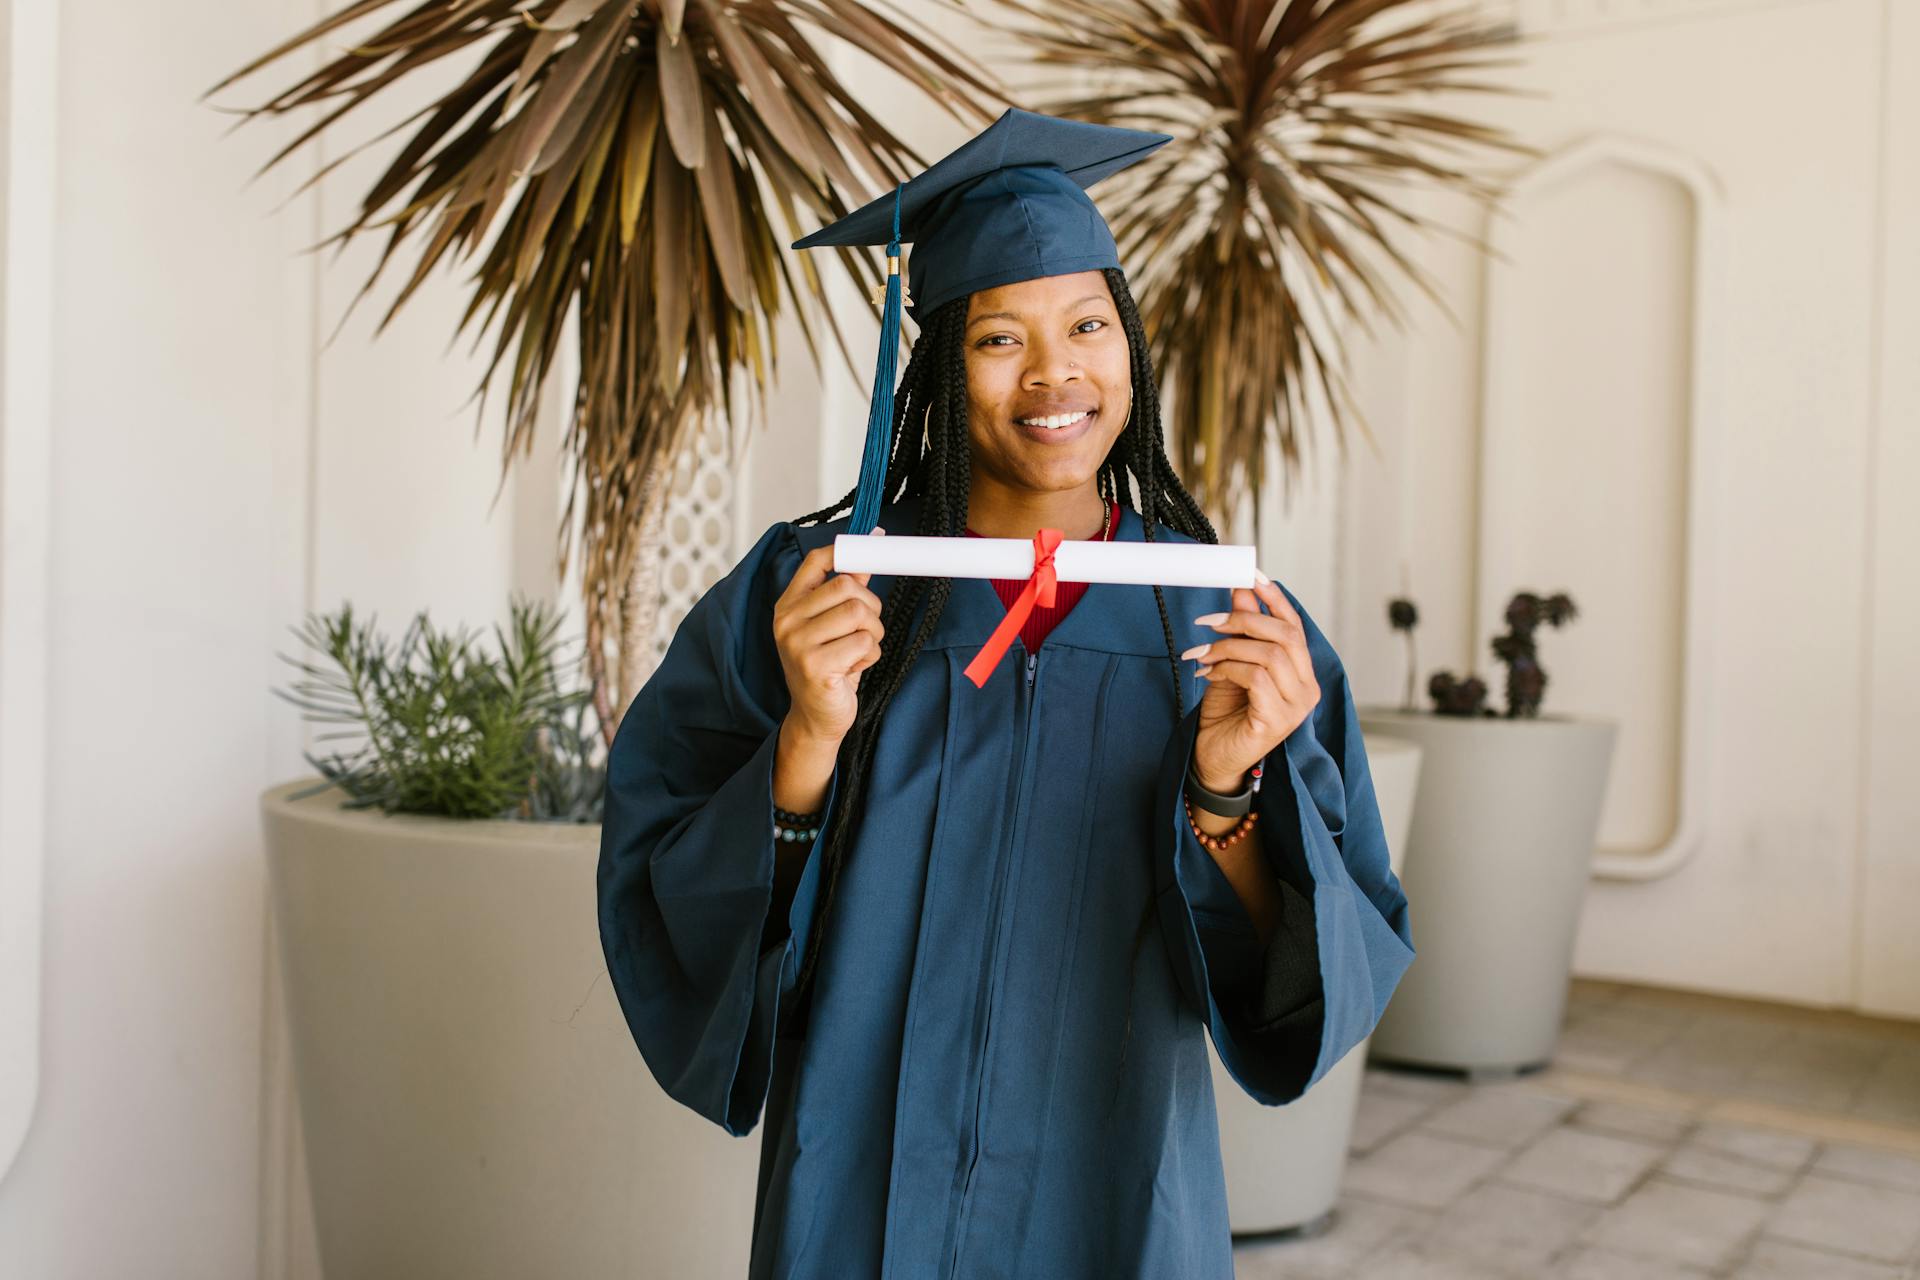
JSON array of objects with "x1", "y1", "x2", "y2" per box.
[
  {"x1": 1420, "y1": 589, "x2": 1578, "y2": 718},
  {"x1": 1428, "y1": 670, "x2": 1489, "y2": 718},
  {"x1": 1489, "y1": 590, "x2": 1577, "y2": 718}
]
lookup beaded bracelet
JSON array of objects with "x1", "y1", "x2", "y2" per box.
[
  {"x1": 773, "y1": 805, "x2": 824, "y2": 843},
  {"x1": 1183, "y1": 794, "x2": 1259, "y2": 852}
]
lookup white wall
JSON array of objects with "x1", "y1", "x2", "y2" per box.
[
  {"x1": 0, "y1": 0, "x2": 547, "y2": 1273},
  {"x1": 1338, "y1": 0, "x2": 1919, "y2": 1017}
]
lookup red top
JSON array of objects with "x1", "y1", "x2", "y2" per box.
[{"x1": 962, "y1": 499, "x2": 1119, "y2": 654}]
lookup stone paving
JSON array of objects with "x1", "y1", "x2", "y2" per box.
[{"x1": 1233, "y1": 980, "x2": 1920, "y2": 1278}]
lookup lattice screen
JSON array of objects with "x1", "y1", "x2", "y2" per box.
[{"x1": 647, "y1": 416, "x2": 737, "y2": 665}]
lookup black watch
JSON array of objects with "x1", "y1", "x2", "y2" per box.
[{"x1": 1184, "y1": 758, "x2": 1254, "y2": 817}]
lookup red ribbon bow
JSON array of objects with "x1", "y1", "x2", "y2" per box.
[{"x1": 963, "y1": 527, "x2": 1064, "y2": 688}]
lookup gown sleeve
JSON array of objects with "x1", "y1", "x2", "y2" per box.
[
  {"x1": 596, "y1": 519, "x2": 838, "y2": 1137},
  {"x1": 1154, "y1": 585, "x2": 1415, "y2": 1106}
]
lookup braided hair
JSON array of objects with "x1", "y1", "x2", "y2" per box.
[{"x1": 790, "y1": 267, "x2": 1218, "y2": 1105}]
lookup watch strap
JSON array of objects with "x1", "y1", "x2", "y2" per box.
[{"x1": 1184, "y1": 758, "x2": 1253, "y2": 817}]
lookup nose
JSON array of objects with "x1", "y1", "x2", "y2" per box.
[{"x1": 1022, "y1": 331, "x2": 1082, "y2": 388}]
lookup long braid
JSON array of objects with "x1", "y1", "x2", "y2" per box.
[
  {"x1": 787, "y1": 269, "x2": 1221, "y2": 1098},
  {"x1": 1099, "y1": 266, "x2": 1219, "y2": 1117},
  {"x1": 785, "y1": 300, "x2": 967, "y2": 1012}
]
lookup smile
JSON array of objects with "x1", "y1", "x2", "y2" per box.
[
  {"x1": 1016, "y1": 410, "x2": 1092, "y2": 430},
  {"x1": 1013, "y1": 408, "x2": 1097, "y2": 445}
]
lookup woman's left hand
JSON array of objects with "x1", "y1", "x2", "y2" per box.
[{"x1": 1182, "y1": 574, "x2": 1321, "y2": 793}]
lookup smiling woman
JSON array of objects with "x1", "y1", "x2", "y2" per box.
[
  {"x1": 964, "y1": 273, "x2": 1134, "y2": 531},
  {"x1": 596, "y1": 107, "x2": 1413, "y2": 1280}
]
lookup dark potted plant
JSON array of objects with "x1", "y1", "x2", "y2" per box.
[{"x1": 1359, "y1": 591, "x2": 1619, "y2": 1076}]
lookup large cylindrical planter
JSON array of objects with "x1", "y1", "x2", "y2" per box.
[
  {"x1": 260, "y1": 781, "x2": 761, "y2": 1280},
  {"x1": 1355, "y1": 709, "x2": 1618, "y2": 1074},
  {"x1": 1210, "y1": 735, "x2": 1423, "y2": 1235}
]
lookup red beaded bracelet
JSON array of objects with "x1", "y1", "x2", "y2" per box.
[{"x1": 1184, "y1": 795, "x2": 1259, "y2": 851}]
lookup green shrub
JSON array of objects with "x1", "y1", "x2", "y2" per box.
[{"x1": 273, "y1": 596, "x2": 606, "y2": 822}]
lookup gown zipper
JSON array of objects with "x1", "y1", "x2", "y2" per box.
[{"x1": 949, "y1": 644, "x2": 1041, "y2": 1275}]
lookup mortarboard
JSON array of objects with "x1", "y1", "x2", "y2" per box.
[{"x1": 791, "y1": 107, "x2": 1173, "y2": 536}]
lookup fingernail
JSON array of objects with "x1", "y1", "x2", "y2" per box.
[
  {"x1": 874, "y1": 526, "x2": 886, "y2": 535},
  {"x1": 1253, "y1": 568, "x2": 1271, "y2": 586},
  {"x1": 1195, "y1": 664, "x2": 1213, "y2": 678},
  {"x1": 1194, "y1": 612, "x2": 1228, "y2": 627},
  {"x1": 1179, "y1": 643, "x2": 1211, "y2": 662}
]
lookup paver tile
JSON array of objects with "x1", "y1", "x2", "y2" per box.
[
  {"x1": 1340, "y1": 1130, "x2": 1508, "y2": 1209},
  {"x1": 1497, "y1": 1126, "x2": 1668, "y2": 1204},
  {"x1": 1766, "y1": 1173, "x2": 1920, "y2": 1263},
  {"x1": 1811, "y1": 1142, "x2": 1920, "y2": 1193},
  {"x1": 1421, "y1": 1086, "x2": 1579, "y2": 1150},
  {"x1": 1659, "y1": 1144, "x2": 1800, "y2": 1197},
  {"x1": 1419, "y1": 1182, "x2": 1600, "y2": 1273},
  {"x1": 1689, "y1": 1121, "x2": 1816, "y2": 1171},
  {"x1": 1580, "y1": 1178, "x2": 1769, "y2": 1271},
  {"x1": 1738, "y1": 1239, "x2": 1906, "y2": 1279}
]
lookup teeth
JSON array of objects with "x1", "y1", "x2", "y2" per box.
[{"x1": 1016, "y1": 410, "x2": 1091, "y2": 430}]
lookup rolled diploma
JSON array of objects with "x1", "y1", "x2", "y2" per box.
[{"x1": 833, "y1": 533, "x2": 1256, "y2": 589}]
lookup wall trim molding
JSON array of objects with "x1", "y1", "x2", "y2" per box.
[
  {"x1": 1474, "y1": 132, "x2": 1728, "y2": 882},
  {"x1": 0, "y1": 0, "x2": 58, "y2": 1186},
  {"x1": 1512, "y1": 0, "x2": 1839, "y2": 38},
  {"x1": 257, "y1": 4, "x2": 327, "y2": 1270}
]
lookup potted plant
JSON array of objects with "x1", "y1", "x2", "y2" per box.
[
  {"x1": 1359, "y1": 592, "x2": 1619, "y2": 1075},
  {"x1": 262, "y1": 599, "x2": 785, "y2": 1276}
]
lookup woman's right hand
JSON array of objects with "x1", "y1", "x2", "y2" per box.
[{"x1": 772, "y1": 528, "x2": 886, "y2": 746}]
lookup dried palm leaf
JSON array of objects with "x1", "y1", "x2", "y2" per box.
[
  {"x1": 206, "y1": 0, "x2": 1002, "y2": 716},
  {"x1": 976, "y1": 0, "x2": 1540, "y2": 519}
]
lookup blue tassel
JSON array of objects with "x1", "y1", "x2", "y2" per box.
[{"x1": 848, "y1": 184, "x2": 907, "y2": 536}]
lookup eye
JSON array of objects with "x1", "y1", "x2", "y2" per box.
[
  {"x1": 977, "y1": 334, "x2": 1016, "y2": 348},
  {"x1": 1074, "y1": 318, "x2": 1107, "y2": 335}
]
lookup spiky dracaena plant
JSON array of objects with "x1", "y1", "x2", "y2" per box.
[
  {"x1": 206, "y1": 0, "x2": 1000, "y2": 727},
  {"x1": 979, "y1": 0, "x2": 1538, "y2": 519},
  {"x1": 275, "y1": 596, "x2": 608, "y2": 821}
]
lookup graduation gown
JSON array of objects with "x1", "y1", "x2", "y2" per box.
[{"x1": 597, "y1": 495, "x2": 1414, "y2": 1279}]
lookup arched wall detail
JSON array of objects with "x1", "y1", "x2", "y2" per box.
[{"x1": 1472, "y1": 134, "x2": 1726, "y2": 881}]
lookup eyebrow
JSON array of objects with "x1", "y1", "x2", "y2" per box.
[{"x1": 967, "y1": 295, "x2": 1111, "y2": 329}]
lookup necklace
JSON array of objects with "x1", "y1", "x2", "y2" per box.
[{"x1": 1090, "y1": 498, "x2": 1115, "y2": 542}]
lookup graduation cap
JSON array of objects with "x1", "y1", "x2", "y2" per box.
[{"x1": 791, "y1": 107, "x2": 1173, "y2": 536}]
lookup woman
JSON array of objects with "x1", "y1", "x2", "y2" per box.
[{"x1": 598, "y1": 110, "x2": 1413, "y2": 1280}]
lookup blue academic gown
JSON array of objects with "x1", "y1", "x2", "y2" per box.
[{"x1": 597, "y1": 496, "x2": 1414, "y2": 1279}]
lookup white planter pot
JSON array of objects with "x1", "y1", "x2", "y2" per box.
[
  {"x1": 1208, "y1": 735, "x2": 1424, "y2": 1235},
  {"x1": 1355, "y1": 708, "x2": 1618, "y2": 1074},
  {"x1": 260, "y1": 781, "x2": 760, "y2": 1280}
]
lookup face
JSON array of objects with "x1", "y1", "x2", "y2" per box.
[{"x1": 962, "y1": 270, "x2": 1132, "y2": 496}]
